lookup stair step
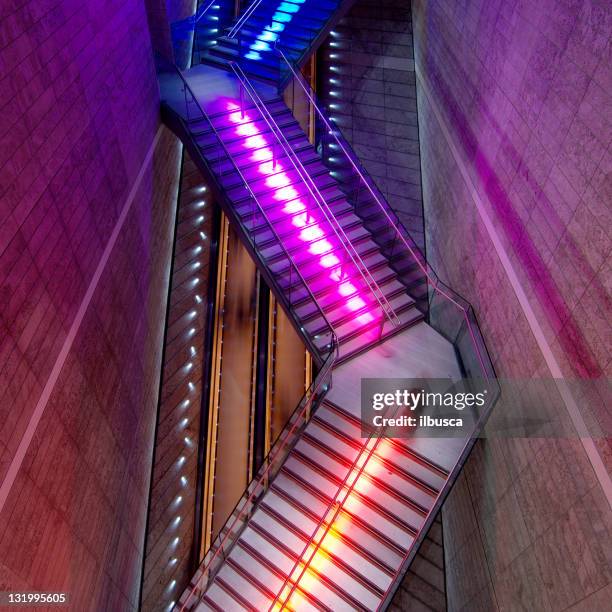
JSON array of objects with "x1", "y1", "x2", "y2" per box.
[
  {"x1": 218, "y1": 153, "x2": 330, "y2": 193},
  {"x1": 275, "y1": 465, "x2": 406, "y2": 572},
  {"x1": 204, "y1": 582, "x2": 250, "y2": 611},
  {"x1": 236, "y1": 180, "x2": 347, "y2": 222},
  {"x1": 214, "y1": 564, "x2": 273, "y2": 609},
  {"x1": 258, "y1": 504, "x2": 393, "y2": 592},
  {"x1": 260, "y1": 216, "x2": 371, "y2": 264},
  {"x1": 186, "y1": 96, "x2": 284, "y2": 129},
  {"x1": 318, "y1": 402, "x2": 449, "y2": 492},
  {"x1": 285, "y1": 248, "x2": 392, "y2": 303},
  {"x1": 229, "y1": 545, "x2": 282, "y2": 592},
  {"x1": 280, "y1": 452, "x2": 416, "y2": 551},
  {"x1": 247, "y1": 520, "x2": 367, "y2": 612},
  {"x1": 306, "y1": 291, "x2": 414, "y2": 341},
  {"x1": 250, "y1": 198, "x2": 358, "y2": 246},
  {"x1": 297, "y1": 272, "x2": 406, "y2": 325},
  {"x1": 331, "y1": 306, "x2": 424, "y2": 355},
  {"x1": 194, "y1": 110, "x2": 300, "y2": 146},
  {"x1": 254, "y1": 508, "x2": 389, "y2": 601},
  {"x1": 266, "y1": 230, "x2": 379, "y2": 276},
  {"x1": 311, "y1": 416, "x2": 438, "y2": 511},
  {"x1": 221, "y1": 159, "x2": 333, "y2": 201},
  {"x1": 229, "y1": 26, "x2": 308, "y2": 50},
  {"x1": 247, "y1": 12, "x2": 330, "y2": 32}
]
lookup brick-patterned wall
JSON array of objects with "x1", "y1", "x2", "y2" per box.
[
  {"x1": 0, "y1": 0, "x2": 181, "y2": 608},
  {"x1": 412, "y1": 1, "x2": 611, "y2": 610},
  {"x1": 319, "y1": 0, "x2": 425, "y2": 250}
]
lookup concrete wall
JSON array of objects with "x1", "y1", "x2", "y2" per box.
[
  {"x1": 0, "y1": 0, "x2": 180, "y2": 608},
  {"x1": 319, "y1": 0, "x2": 425, "y2": 250},
  {"x1": 412, "y1": 1, "x2": 611, "y2": 610},
  {"x1": 141, "y1": 153, "x2": 212, "y2": 612}
]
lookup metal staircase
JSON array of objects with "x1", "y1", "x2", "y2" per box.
[
  {"x1": 197, "y1": 0, "x2": 352, "y2": 85},
  {"x1": 160, "y1": 62, "x2": 423, "y2": 361},
  {"x1": 156, "y1": 1, "x2": 498, "y2": 609}
]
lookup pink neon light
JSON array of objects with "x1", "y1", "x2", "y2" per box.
[
  {"x1": 224, "y1": 99, "x2": 377, "y2": 329},
  {"x1": 300, "y1": 226, "x2": 325, "y2": 242},
  {"x1": 338, "y1": 281, "x2": 356, "y2": 297},
  {"x1": 283, "y1": 200, "x2": 306, "y2": 214},
  {"x1": 320, "y1": 254, "x2": 340, "y2": 268},
  {"x1": 308, "y1": 239, "x2": 333, "y2": 255},
  {"x1": 265, "y1": 173, "x2": 291, "y2": 188}
]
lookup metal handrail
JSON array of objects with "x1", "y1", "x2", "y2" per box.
[
  {"x1": 227, "y1": 0, "x2": 263, "y2": 38},
  {"x1": 276, "y1": 44, "x2": 493, "y2": 379},
  {"x1": 162, "y1": 59, "x2": 336, "y2": 350},
  {"x1": 178, "y1": 334, "x2": 339, "y2": 611},
  {"x1": 230, "y1": 61, "x2": 401, "y2": 331}
]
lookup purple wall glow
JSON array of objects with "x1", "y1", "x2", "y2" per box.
[
  {"x1": 0, "y1": 0, "x2": 180, "y2": 608},
  {"x1": 413, "y1": 1, "x2": 611, "y2": 610}
]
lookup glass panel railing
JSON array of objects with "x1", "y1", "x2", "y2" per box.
[
  {"x1": 192, "y1": 0, "x2": 235, "y2": 65},
  {"x1": 169, "y1": 1, "x2": 231, "y2": 69}
]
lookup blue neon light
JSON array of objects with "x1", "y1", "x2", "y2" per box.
[{"x1": 245, "y1": 0, "x2": 306, "y2": 60}]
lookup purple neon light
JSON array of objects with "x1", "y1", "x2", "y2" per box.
[{"x1": 225, "y1": 99, "x2": 375, "y2": 327}]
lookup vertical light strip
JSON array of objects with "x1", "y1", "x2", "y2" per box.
[
  {"x1": 247, "y1": 272, "x2": 261, "y2": 479},
  {"x1": 265, "y1": 294, "x2": 276, "y2": 455},
  {"x1": 201, "y1": 213, "x2": 230, "y2": 557},
  {"x1": 0, "y1": 127, "x2": 165, "y2": 517},
  {"x1": 416, "y1": 67, "x2": 612, "y2": 510}
]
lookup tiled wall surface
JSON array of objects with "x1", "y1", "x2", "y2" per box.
[
  {"x1": 0, "y1": 0, "x2": 180, "y2": 608},
  {"x1": 412, "y1": 1, "x2": 611, "y2": 610},
  {"x1": 319, "y1": 0, "x2": 425, "y2": 250}
]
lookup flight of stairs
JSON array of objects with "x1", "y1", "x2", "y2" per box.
[
  {"x1": 198, "y1": 0, "x2": 348, "y2": 83},
  {"x1": 169, "y1": 75, "x2": 424, "y2": 360}
]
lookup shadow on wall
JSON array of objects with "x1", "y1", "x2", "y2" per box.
[{"x1": 419, "y1": 19, "x2": 605, "y2": 380}]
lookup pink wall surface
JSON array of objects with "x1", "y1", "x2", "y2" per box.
[
  {"x1": 412, "y1": 1, "x2": 611, "y2": 609},
  {"x1": 0, "y1": 0, "x2": 181, "y2": 608}
]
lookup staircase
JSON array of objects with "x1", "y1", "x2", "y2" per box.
[
  {"x1": 197, "y1": 398, "x2": 449, "y2": 611},
  {"x1": 197, "y1": 0, "x2": 351, "y2": 84},
  {"x1": 162, "y1": 63, "x2": 424, "y2": 361},
  {"x1": 155, "y1": 1, "x2": 497, "y2": 609}
]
